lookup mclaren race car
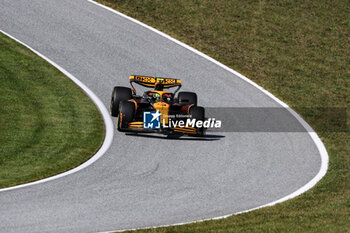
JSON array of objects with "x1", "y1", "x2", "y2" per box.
[{"x1": 110, "y1": 75, "x2": 205, "y2": 136}]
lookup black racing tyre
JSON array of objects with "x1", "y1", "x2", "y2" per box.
[
  {"x1": 117, "y1": 100, "x2": 135, "y2": 131},
  {"x1": 178, "y1": 92, "x2": 197, "y2": 106},
  {"x1": 189, "y1": 106, "x2": 205, "y2": 136},
  {"x1": 110, "y1": 86, "x2": 132, "y2": 117}
]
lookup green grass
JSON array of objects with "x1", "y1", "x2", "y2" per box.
[
  {"x1": 0, "y1": 32, "x2": 105, "y2": 188},
  {"x1": 98, "y1": 0, "x2": 350, "y2": 232}
]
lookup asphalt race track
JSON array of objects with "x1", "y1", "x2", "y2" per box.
[{"x1": 0, "y1": 1, "x2": 325, "y2": 232}]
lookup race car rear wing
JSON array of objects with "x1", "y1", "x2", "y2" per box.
[{"x1": 129, "y1": 75, "x2": 182, "y2": 95}]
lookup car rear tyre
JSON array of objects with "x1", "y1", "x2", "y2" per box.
[
  {"x1": 111, "y1": 86, "x2": 132, "y2": 117},
  {"x1": 178, "y1": 92, "x2": 197, "y2": 106}
]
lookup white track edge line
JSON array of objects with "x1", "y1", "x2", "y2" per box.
[
  {"x1": 87, "y1": 1, "x2": 329, "y2": 232},
  {"x1": 0, "y1": 30, "x2": 114, "y2": 193}
]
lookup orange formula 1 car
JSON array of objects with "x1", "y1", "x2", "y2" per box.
[{"x1": 110, "y1": 75, "x2": 205, "y2": 136}]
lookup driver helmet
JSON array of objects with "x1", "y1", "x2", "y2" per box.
[{"x1": 152, "y1": 92, "x2": 161, "y2": 102}]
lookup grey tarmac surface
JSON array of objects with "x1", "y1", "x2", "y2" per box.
[{"x1": 0, "y1": 0, "x2": 321, "y2": 232}]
